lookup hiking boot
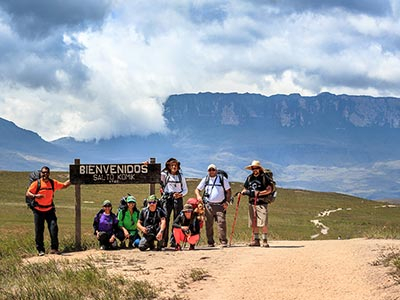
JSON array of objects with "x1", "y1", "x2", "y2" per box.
[
  {"x1": 262, "y1": 239, "x2": 270, "y2": 248},
  {"x1": 38, "y1": 251, "x2": 45, "y2": 256},
  {"x1": 208, "y1": 243, "x2": 215, "y2": 247},
  {"x1": 50, "y1": 249, "x2": 61, "y2": 255},
  {"x1": 99, "y1": 245, "x2": 106, "y2": 250},
  {"x1": 189, "y1": 244, "x2": 195, "y2": 250},
  {"x1": 249, "y1": 239, "x2": 260, "y2": 247},
  {"x1": 175, "y1": 244, "x2": 181, "y2": 251},
  {"x1": 221, "y1": 241, "x2": 228, "y2": 248}
]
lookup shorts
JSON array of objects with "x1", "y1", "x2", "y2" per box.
[{"x1": 248, "y1": 203, "x2": 268, "y2": 228}]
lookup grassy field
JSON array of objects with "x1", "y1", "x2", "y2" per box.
[{"x1": 0, "y1": 170, "x2": 399, "y2": 299}]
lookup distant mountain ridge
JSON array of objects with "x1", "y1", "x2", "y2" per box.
[{"x1": 1, "y1": 92, "x2": 399, "y2": 200}]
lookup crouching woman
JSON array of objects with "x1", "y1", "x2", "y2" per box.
[
  {"x1": 93, "y1": 200, "x2": 119, "y2": 250},
  {"x1": 172, "y1": 204, "x2": 201, "y2": 251}
]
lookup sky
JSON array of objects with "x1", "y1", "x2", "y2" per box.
[{"x1": 0, "y1": 0, "x2": 399, "y2": 141}]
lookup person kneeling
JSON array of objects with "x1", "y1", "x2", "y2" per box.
[
  {"x1": 93, "y1": 200, "x2": 119, "y2": 250},
  {"x1": 172, "y1": 204, "x2": 201, "y2": 251},
  {"x1": 116, "y1": 195, "x2": 141, "y2": 248},
  {"x1": 137, "y1": 195, "x2": 167, "y2": 251}
]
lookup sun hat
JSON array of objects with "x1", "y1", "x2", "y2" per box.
[
  {"x1": 245, "y1": 160, "x2": 264, "y2": 170},
  {"x1": 126, "y1": 195, "x2": 136, "y2": 203},
  {"x1": 182, "y1": 203, "x2": 193, "y2": 212},
  {"x1": 207, "y1": 164, "x2": 217, "y2": 170},
  {"x1": 102, "y1": 200, "x2": 112, "y2": 206}
]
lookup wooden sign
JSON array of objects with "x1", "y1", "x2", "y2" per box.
[{"x1": 69, "y1": 163, "x2": 161, "y2": 184}]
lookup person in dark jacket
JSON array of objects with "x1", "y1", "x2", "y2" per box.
[{"x1": 172, "y1": 204, "x2": 201, "y2": 251}]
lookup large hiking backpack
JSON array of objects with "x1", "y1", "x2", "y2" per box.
[
  {"x1": 25, "y1": 170, "x2": 54, "y2": 210},
  {"x1": 263, "y1": 168, "x2": 277, "y2": 203}
]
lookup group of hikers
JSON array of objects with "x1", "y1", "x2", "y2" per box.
[{"x1": 26, "y1": 158, "x2": 276, "y2": 256}]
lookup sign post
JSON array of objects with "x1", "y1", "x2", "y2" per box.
[
  {"x1": 74, "y1": 158, "x2": 81, "y2": 249},
  {"x1": 70, "y1": 158, "x2": 161, "y2": 249}
]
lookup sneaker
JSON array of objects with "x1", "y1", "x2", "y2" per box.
[
  {"x1": 38, "y1": 251, "x2": 45, "y2": 256},
  {"x1": 189, "y1": 244, "x2": 195, "y2": 250},
  {"x1": 262, "y1": 239, "x2": 270, "y2": 248},
  {"x1": 221, "y1": 242, "x2": 228, "y2": 248},
  {"x1": 175, "y1": 244, "x2": 182, "y2": 251},
  {"x1": 50, "y1": 249, "x2": 61, "y2": 255},
  {"x1": 249, "y1": 239, "x2": 260, "y2": 247},
  {"x1": 208, "y1": 243, "x2": 215, "y2": 247}
]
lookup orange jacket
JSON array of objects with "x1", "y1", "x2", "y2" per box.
[{"x1": 28, "y1": 179, "x2": 66, "y2": 212}]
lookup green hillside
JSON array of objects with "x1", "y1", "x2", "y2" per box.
[{"x1": 1, "y1": 171, "x2": 399, "y2": 255}]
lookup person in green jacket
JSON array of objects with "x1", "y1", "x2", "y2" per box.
[{"x1": 116, "y1": 195, "x2": 141, "y2": 248}]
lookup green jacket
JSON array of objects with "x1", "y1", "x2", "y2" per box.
[{"x1": 118, "y1": 209, "x2": 139, "y2": 234}]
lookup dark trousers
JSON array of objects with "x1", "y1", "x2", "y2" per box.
[
  {"x1": 162, "y1": 197, "x2": 183, "y2": 246},
  {"x1": 33, "y1": 209, "x2": 58, "y2": 252},
  {"x1": 138, "y1": 233, "x2": 162, "y2": 251},
  {"x1": 205, "y1": 203, "x2": 227, "y2": 245}
]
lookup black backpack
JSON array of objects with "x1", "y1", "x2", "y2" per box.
[
  {"x1": 246, "y1": 168, "x2": 277, "y2": 203},
  {"x1": 25, "y1": 170, "x2": 54, "y2": 210}
]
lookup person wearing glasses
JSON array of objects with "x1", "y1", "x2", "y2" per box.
[
  {"x1": 195, "y1": 164, "x2": 231, "y2": 247},
  {"x1": 25, "y1": 166, "x2": 71, "y2": 256},
  {"x1": 137, "y1": 195, "x2": 167, "y2": 251},
  {"x1": 93, "y1": 200, "x2": 119, "y2": 250},
  {"x1": 241, "y1": 160, "x2": 274, "y2": 247}
]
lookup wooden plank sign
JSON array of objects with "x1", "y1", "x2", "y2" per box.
[{"x1": 69, "y1": 163, "x2": 161, "y2": 184}]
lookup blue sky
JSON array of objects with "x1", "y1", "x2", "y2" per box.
[{"x1": 0, "y1": 0, "x2": 399, "y2": 141}]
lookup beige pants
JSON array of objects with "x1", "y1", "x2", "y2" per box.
[{"x1": 248, "y1": 203, "x2": 268, "y2": 228}]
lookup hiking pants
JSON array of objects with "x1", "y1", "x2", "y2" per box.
[
  {"x1": 205, "y1": 203, "x2": 227, "y2": 245},
  {"x1": 173, "y1": 228, "x2": 200, "y2": 246},
  {"x1": 33, "y1": 209, "x2": 58, "y2": 252},
  {"x1": 162, "y1": 196, "x2": 183, "y2": 246},
  {"x1": 138, "y1": 234, "x2": 162, "y2": 251}
]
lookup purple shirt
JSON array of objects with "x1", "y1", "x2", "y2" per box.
[{"x1": 98, "y1": 213, "x2": 118, "y2": 234}]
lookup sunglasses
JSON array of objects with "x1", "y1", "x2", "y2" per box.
[
  {"x1": 148, "y1": 201, "x2": 157, "y2": 204},
  {"x1": 103, "y1": 205, "x2": 112, "y2": 208},
  {"x1": 251, "y1": 167, "x2": 260, "y2": 170}
]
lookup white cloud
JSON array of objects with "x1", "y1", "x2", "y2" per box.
[{"x1": 1, "y1": 1, "x2": 400, "y2": 140}]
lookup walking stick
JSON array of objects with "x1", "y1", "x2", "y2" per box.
[{"x1": 228, "y1": 192, "x2": 242, "y2": 246}]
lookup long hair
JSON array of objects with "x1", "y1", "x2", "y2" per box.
[{"x1": 162, "y1": 157, "x2": 181, "y2": 173}]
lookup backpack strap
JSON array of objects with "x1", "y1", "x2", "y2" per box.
[{"x1": 34, "y1": 178, "x2": 55, "y2": 209}]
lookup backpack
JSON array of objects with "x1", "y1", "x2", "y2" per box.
[
  {"x1": 186, "y1": 198, "x2": 205, "y2": 228},
  {"x1": 25, "y1": 170, "x2": 54, "y2": 210},
  {"x1": 117, "y1": 194, "x2": 129, "y2": 220}
]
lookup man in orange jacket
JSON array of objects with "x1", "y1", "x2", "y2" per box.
[{"x1": 26, "y1": 166, "x2": 71, "y2": 256}]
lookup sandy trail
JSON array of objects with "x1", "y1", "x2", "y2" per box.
[{"x1": 26, "y1": 239, "x2": 400, "y2": 300}]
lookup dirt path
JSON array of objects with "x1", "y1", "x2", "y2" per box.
[{"x1": 26, "y1": 239, "x2": 400, "y2": 300}]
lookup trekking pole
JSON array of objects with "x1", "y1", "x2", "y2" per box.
[{"x1": 229, "y1": 192, "x2": 242, "y2": 246}]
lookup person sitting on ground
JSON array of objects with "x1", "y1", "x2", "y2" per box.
[
  {"x1": 93, "y1": 200, "x2": 119, "y2": 250},
  {"x1": 172, "y1": 203, "x2": 201, "y2": 251},
  {"x1": 136, "y1": 195, "x2": 167, "y2": 251},
  {"x1": 116, "y1": 195, "x2": 141, "y2": 248}
]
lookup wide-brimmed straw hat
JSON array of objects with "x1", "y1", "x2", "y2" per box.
[{"x1": 245, "y1": 160, "x2": 264, "y2": 170}]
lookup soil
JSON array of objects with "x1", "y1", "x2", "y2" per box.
[{"x1": 25, "y1": 239, "x2": 400, "y2": 300}]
